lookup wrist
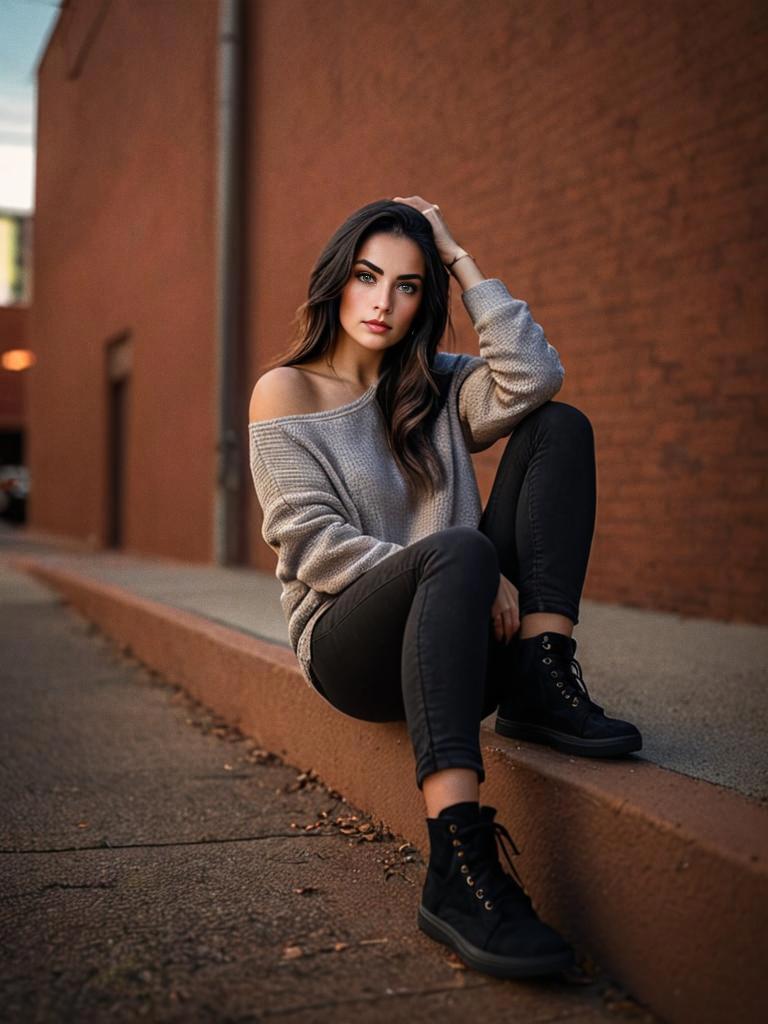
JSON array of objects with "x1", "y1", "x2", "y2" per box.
[
  {"x1": 445, "y1": 249, "x2": 472, "y2": 270},
  {"x1": 447, "y1": 250, "x2": 485, "y2": 290}
]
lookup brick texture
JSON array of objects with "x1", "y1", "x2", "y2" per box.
[
  {"x1": 244, "y1": 0, "x2": 768, "y2": 623},
  {"x1": 30, "y1": 0, "x2": 767, "y2": 623},
  {"x1": 29, "y1": 0, "x2": 218, "y2": 554}
]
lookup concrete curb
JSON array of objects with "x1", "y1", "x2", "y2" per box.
[{"x1": 13, "y1": 554, "x2": 768, "y2": 1024}]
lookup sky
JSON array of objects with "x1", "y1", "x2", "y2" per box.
[{"x1": 0, "y1": 0, "x2": 62, "y2": 213}]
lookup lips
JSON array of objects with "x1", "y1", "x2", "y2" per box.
[{"x1": 363, "y1": 320, "x2": 391, "y2": 334}]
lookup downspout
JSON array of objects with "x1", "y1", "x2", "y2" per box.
[{"x1": 213, "y1": 0, "x2": 244, "y2": 564}]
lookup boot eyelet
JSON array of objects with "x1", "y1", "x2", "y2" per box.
[
  {"x1": 457, "y1": 851, "x2": 464, "y2": 858},
  {"x1": 542, "y1": 657, "x2": 552, "y2": 664},
  {"x1": 484, "y1": 900, "x2": 494, "y2": 910},
  {"x1": 542, "y1": 642, "x2": 552, "y2": 650},
  {"x1": 449, "y1": 824, "x2": 458, "y2": 833},
  {"x1": 476, "y1": 889, "x2": 484, "y2": 899},
  {"x1": 556, "y1": 681, "x2": 564, "y2": 689},
  {"x1": 467, "y1": 877, "x2": 475, "y2": 886},
  {"x1": 460, "y1": 865, "x2": 469, "y2": 874},
  {"x1": 572, "y1": 698, "x2": 579, "y2": 707},
  {"x1": 452, "y1": 838, "x2": 461, "y2": 847},
  {"x1": 550, "y1": 671, "x2": 558, "y2": 678}
]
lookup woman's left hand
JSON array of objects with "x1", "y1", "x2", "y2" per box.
[
  {"x1": 392, "y1": 195, "x2": 463, "y2": 266},
  {"x1": 491, "y1": 572, "x2": 520, "y2": 644}
]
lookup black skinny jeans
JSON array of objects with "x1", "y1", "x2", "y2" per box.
[{"x1": 307, "y1": 401, "x2": 597, "y2": 791}]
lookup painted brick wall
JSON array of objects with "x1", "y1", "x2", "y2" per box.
[{"x1": 244, "y1": 0, "x2": 767, "y2": 623}]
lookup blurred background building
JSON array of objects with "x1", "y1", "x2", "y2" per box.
[
  {"x1": 22, "y1": 0, "x2": 768, "y2": 624},
  {"x1": 0, "y1": 209, "x2": 33, "y2": 522},
  {"x1": 0, "y1": 0, "x2": 51, "y2": 527},
  {"x1": 0, "y1": 210, "x2": 32, "y2": 305}
]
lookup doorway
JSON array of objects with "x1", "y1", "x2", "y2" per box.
[{"x1": 105, "y1": 333, "x2": 132, "y2": 548}]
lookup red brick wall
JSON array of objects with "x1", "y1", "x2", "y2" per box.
[
  {"x1": 243, "y1": 0, "x2": 767, "y2": 623},
  {"x1": 29, "y1": 0, "x2": 218, "y2": 554},
  {"x1": 30, "y1": 0, "x2": 766, "y2": 620}
]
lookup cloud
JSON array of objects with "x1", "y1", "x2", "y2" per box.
[{"x1": 0, "y1": 91, "x2": 35, "y2": 146}]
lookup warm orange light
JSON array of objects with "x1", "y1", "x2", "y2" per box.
[{"x1": 1, "y1": 349, "x2": 36, "y2": 371}]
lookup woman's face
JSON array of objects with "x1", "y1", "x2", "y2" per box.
[{"x1": 337, "y1": 231, "x2": 425, "y2": 356}]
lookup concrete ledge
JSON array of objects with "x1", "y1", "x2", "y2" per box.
[{"x1": 13, "y1": 555, "x2": 768, "y2": 1024}]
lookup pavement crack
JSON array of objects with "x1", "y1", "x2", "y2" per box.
[
  {"x1": 0, "y1": 831, "x2": 335, "y2": 856},
  {"x1": 3, "y1": 880, "x2": 118, "y2": 901},
  {"x1": 253, "y1": 979, "x2": 492, "y2": 1018}
]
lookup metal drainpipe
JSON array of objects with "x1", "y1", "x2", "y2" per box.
[{"x1": 213, "y1": 0, "x2": 244, "y2": 565}]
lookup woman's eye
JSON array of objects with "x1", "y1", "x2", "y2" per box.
[{"x1": 355, "y1": 271, "x2": 418, "y2": 295}]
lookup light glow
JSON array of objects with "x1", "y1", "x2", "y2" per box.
[{"x1": 1, "y1": 348, "x2": 35, "y2": 371}]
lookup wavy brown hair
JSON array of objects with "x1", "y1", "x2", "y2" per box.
[{"x1": 264, "y1": 199, "x2": 457, "y2": 502}]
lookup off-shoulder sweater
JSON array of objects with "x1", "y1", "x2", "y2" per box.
[{"x1": 248, "y1": 278, "x2": 565, "y2": 688}]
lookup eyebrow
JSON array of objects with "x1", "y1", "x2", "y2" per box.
[{"x1": 354, "y1": 258, "x2": 424, "y2": 282}]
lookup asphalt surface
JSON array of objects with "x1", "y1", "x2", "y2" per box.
[
  {"x1": 3, "y1": 524, "x2": 767, "y2": 801},
  {"x1": 0, "y1": 562, "x2": 656, "y2": 1023}
]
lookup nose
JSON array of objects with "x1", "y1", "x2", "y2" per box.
[{"x1": 373, "y1": 283, "x2": 392, "y2": 313}]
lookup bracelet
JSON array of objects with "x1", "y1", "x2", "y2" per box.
[{"x1": 446, "y1": 250, "x2": 474, "y2": 269}]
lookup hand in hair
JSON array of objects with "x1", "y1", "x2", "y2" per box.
[{"x1": 392, "y1": 195, "x2": 464, "y2": 266}]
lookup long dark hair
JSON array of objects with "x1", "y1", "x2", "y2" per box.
[{"x1": 264, "y1": 199, "x2": 457, "y2": 503}]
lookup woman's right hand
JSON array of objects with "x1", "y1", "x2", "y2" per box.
[
  {"x1": 492, "y1": 572, "x2": 520, "y2": 644},
  {"x1": 392, "y1": 195, "x2": 465, "y2": 266}
]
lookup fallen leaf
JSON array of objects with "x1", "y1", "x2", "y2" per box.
[
  {"x1": 282, "y1": 945, "x2": 303, "y2": 960},
  {"x1": 446, "y1": 953, "x2": 467, "y2": 971}
]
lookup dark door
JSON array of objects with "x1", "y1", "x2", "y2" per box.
[{"x1": 105, "y1": 334, "x2": 132, "y2": 549}]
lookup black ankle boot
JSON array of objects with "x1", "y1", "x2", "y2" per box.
[
  {"x1": 418, "y1": 800, "x2": 573, "y2": 978},
  {"x1": 495, "y1": 632, "x2": 642, "y2": 757}
]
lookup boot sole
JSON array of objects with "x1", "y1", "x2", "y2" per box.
[
  {"x1": 417, "y1": 904, "x2": 574, "y2": 979},
  {"x1": 495, "y1": 716, "x2": 642, "y2": 758}
]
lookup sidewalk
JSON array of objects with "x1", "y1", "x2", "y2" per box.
[
  {"x1": 3, "y1": 523, "x2": 767, "y2": 1023},
  {"x1": 1, "y1": 560, "x2": 652, "y2": 1022}
]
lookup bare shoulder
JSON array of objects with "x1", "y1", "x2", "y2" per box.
[{"x1": 248, "y1": 366, "x2": 316, "y2": 422}]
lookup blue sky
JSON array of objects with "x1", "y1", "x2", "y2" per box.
[{"x1": 0, "y1": 0, "x2": 61, "y2": 212}]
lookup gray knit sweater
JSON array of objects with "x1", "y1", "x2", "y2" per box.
[{"x1": 248, "y1": 278, "x2": 565, "y2": 687}]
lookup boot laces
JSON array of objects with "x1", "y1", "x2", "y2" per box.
[
  {"x1": 455, "y1": 817, "x2": 530, "y2": 911},
  {"x1": 549, "y1": 649, "x2": 603, "y2": 711}
]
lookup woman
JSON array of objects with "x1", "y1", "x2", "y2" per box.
[{"x1": 248, "y1": 196, "x2": 641, "y2": 980}]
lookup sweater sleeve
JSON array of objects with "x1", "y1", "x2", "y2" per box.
[
  {"x1": 249, "y1": 423, "x2": 404, "y2": 595},
  {"x1": 456, "y1": 278, "x2": 565, "y2": 453}
]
